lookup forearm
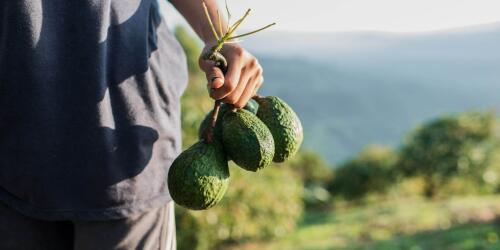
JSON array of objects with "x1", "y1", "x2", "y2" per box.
[{"x1": 170, "y1": 0, "x2": 227, "y2": 46}]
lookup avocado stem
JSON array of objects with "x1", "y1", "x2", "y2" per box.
[
  {"x1": 252, "y1": 95, "x2": 263, "y2": 101},
  {"x1": 203, "y1": 100, "x2": 222, "y2": 143}
]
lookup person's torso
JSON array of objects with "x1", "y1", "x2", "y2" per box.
[{"x1": 0, "y1": 0, "x2": 188, "y2": 220}]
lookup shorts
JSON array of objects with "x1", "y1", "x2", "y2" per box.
[{"x1": 0, "y1": 201, "x2": 176, "y2": 250}]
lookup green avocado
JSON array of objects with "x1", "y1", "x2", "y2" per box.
[
  {"x1": 198, "y1": 100, "x2": 260, "y2": 140},
  {"x1": 255, "y1": 96, "x2": 303, "y2": 162},
  {"x1": 243, "y1": 98, "x2": 259, "y2": 114},
  {"x1": 222, "y1": 109, "x2": 275, "y2": 172},
  {"x1": 198, "y1": 104, "x2": 230, "y2": 141},
  {"x1": 167, "y1": 141, "x2": 229, "y2": 210}
]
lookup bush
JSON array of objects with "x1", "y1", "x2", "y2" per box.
[
  {"x1": 289, "y1": 150, "x2": 333, "y2": 209},
  {"x1": 176, "y1": 163, "x2": 304, "y2": 250},
  {"x1": 396, "y1": 112, "x2": 497, "y2": 198},
  {"x1": 328, "y1": 145, "x2": 397, "y2": 200}
]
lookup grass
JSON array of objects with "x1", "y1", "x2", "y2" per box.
[{"x1": 223, "y1": 195, "x2": 500, "y2": 250}]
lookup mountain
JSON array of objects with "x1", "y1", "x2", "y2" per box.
[{"x1": 242, "y1": 23, "x2": 500, "y2": 164}]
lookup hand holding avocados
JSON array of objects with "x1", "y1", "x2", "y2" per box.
[
  {"x1": 168, "y1": 96, "x2": 303, "y2": 210},
  {"x1": 167, "y1": 3, "x2": 302, "y2": 210}
]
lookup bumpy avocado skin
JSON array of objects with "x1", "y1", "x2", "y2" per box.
[
  {"x1": 222, "y1": 109, "x2": 275, "y2": 172},
  {"x1": 198, "y1": 101, "x2": 259, "y2": 140},
  {"x1": 256, "y1": 96, "x2": 303, "y2": 162},
  {"x1": 167, "y1": 141, "x2": 230, "y2": 210}
]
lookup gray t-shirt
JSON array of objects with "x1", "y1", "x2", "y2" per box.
[{"x1": 0, "y1": 0, "x2": 188, "y2": 220}]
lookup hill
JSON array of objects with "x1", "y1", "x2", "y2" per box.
[{"x1": 243, "y1": 23, "x2": 500, "y2": 163}]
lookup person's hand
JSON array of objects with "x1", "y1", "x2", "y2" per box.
[{"x1": 199, "y1": 43, "x2": 264, "y2": 108}]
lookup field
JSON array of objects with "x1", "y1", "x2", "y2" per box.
[{"x1": 224, "y1": 196, "x2": 500, "y2": 250}]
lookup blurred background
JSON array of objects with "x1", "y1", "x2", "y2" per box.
[{"x1": 163, "y1": 0, "x2": 500, "y2": 249}]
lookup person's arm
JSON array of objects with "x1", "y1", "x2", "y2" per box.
[{"x1": 170, "y1": 0, "x2": 263, "y2": 108}]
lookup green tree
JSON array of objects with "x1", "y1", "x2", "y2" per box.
[
  {"x1": 328, "y1": 145, "x2": 397, "y2": 200},
  {"x1": 396, "y1": 112, "x2": 497, "y2": 198}
]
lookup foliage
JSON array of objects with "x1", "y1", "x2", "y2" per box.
[
  {"x1": 328, "y1": 145, "x2": 397, "y2": 200},
  {"x1": 396, "y1": 112, "x2": 497, "y2": 197},
  {"x1": 176, "y1": 164, "x2": 304, "y2": 250},
  {"x1": 290, "y1": 150, "x2": 332, "y2": 186},
  {"x1": 174, "y1": 27, "x2": 202, "y2": 75},
  {"x1": 289, "y1": 150, "x2": 333, "y2": 208},
  {"x1": 482, "y1": 148, "x2": 500, "y2": 192}
]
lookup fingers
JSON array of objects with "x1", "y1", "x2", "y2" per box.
[
  {"x1": 209, "y1": 57, "x2": 242, "y2": 100},
  {"x1": 222, "y1": 66, "x2": 254, "y2": 107},
  {"x1": 199, "y1": 58, "x2": 225, "y2": 90},
  {"x1": 205, "y1": 67, "x2": 225, "y2": 89},
  {"x1": 200, "y1": 44, "x2": 264, "y2": 108},
  {"x1": 215, "y1": 59, "x2": 263, "y2": 108},
  {"x1": 198, "y1": 56, "x2": 214, "y2": 72},
  {"x1": 234, "y1": 76, "x2": 258, "y2": 108},
  {"x1": 233, "y1": 69, "x2": 264, "y2": 108},
  {"x1": 253, "y1": 75, "x2": 264, "y2": 96}
]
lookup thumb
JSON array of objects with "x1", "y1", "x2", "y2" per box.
[{"x1": 205, "y1": 66, "x2": 225, "y2": 89}]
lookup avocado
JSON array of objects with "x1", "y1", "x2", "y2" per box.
[
  {"x1": 198, "y1": 104, "x2": 230, "y2": 141},
  {"x1": 244, "y1": 98, "x2": 259, "y2": 114},
  {"x1": 167, "y1": 141, "x2": 230, "y2": 210},
  {"x1": 222, "y1": 109, "x2": 275, "y2": 171},
  {"x1": 255, "y1": 96, "x2": 303, "y2": 162},
  {"x1": 198, "y1": 100, "x2": 260, "y2": 140}
]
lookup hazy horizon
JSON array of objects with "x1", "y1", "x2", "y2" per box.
[{"x1": 160, "y1": 0, "x2": 500, "y2": 33}]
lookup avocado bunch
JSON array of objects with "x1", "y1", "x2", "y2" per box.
[{"x1": 168, "y1": 96, "x2": 303, "y2": 210}]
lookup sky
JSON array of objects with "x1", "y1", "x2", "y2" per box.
[{"x1": 160, "y1": 0, "x2": 500, "y2": 33}]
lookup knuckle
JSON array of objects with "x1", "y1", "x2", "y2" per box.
[
  {"x1": 234, "y1": 46, "x2": 245, "y2": 56},
  {"x1": 224, "y1": 80, "x2": 237, "y2": 92},
  {"x1": 249, "y1": 58, "x2": 258, "y2": 67},
  {"x1": 225, "y1": 96, "x2": 238, "y2": 104},
  {"x1": 256, "y1": 66, "x2": 263, "y2": 75}
]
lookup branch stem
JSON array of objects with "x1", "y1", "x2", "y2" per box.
[
  {"x1": 202, "y1": 1, "x2": 220, "y2": 42},
  {"x1": 228, "y1": 23, "x2": 276, "y2": 40}
]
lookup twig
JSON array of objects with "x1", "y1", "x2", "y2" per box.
[
  {"x1": 225, "y1": 0, "x2": 232, "y2": 25},
  {"x1": 217, "y1": 10, "x2": 224, "y2": 38},
  {"x1": 229, "y1": 23, "x2": 276, "y2": 40},
  {"x1": 227, "y1": 9, "x2": 251, "y2": 37},
  {"x1": 202, "y1": 1, "x2": 220, "y2": 42}
]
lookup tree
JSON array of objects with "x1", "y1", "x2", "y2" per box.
[
  {"x1": 328, "y1": 145, "x2": 397, "y2": 200},
  {"x1": 396, "y1": 112, "x2": 496, "y2": 198}
]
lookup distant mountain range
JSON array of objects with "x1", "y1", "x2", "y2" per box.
[{"x1": 243, "y1": 22, "x2": 500, "y2": 164}]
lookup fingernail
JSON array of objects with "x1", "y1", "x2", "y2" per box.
[{"x1": 211, "y1": 76, "x2": 220, "y2": 83}]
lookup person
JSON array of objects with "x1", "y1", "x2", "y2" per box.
[{"x1": 0, "y1": 0, "x2": 263, "y2": 249}]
